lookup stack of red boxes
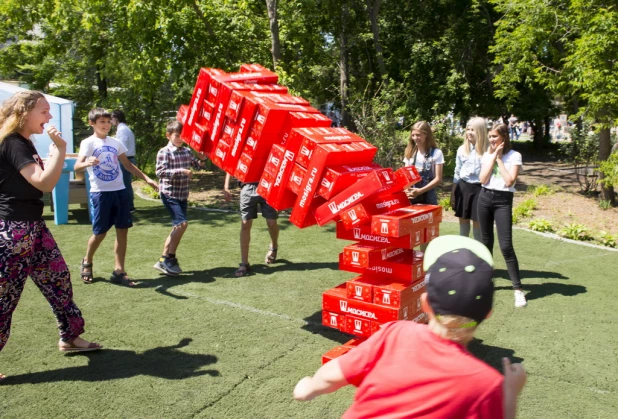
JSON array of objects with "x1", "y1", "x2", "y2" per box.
[{"x1": 177, "y1": 65, "x2": 444, "y2": 364}]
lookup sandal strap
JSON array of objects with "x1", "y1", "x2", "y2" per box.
[{"x1": 239, "y1": 263, "x2": 250, "y2": 268}]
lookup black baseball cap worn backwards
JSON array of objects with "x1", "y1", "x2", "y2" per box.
[{"x1": 423, "y1": 235, "x2": 495, "y2": 326}]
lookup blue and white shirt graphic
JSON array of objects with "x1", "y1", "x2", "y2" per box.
[{"x1": 78, "y1": 135, "x2": 128, "y2": 192}]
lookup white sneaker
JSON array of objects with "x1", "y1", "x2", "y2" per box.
[{"x1": 514, "y1": 290, "x2": 527, "y2": 308}]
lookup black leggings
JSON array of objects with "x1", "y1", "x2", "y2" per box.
[{"x1": 477, "y1": 188, "x2": 521, "y2": 289}]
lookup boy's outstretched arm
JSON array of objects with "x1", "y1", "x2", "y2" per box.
[
  {"x1": 118, "y1": 153, "x2": 159, "y2": 191},
  {"x1": 502, "y1": 357, "x2": 526, "y2": 419},
  {"x1": 294, "y1": 358, "x2": 349, "y2": 401}
]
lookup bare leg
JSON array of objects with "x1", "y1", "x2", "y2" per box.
[
  {"x1": 459, "y1": 218, "x2": 471, "y2": 237},
  {"x1": 114, "y1": 228, "x2": 128, "y2": 273},
  {"x1": 240, "y1": 219, "x2": 253, "y2": 265},
  {"x1": 85, "y1": 233, "x2": 107, "y2": 263},
  {"x1": 163, "y1": 222, "x2": 188, "y2": 256},
  {"x1": 266, "y1": 218, "x2": 279, "y2": 250}
]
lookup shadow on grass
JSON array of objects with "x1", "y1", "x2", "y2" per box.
[
  {"x1": 496, "y1": 282, "x2": 587, "y2": 301},
  {"x1": 2, "y1": 338, "x2": 219, "y2": 385},
  {"x1": 468, "y1": 338, "x2": 524, "y2": 372},
  {"x1": 136, "y1": 259, "x2": 340, "y2": 299},
  {"x1": 494, "y1": 269, "x2": 569, "y2": 281},
  {"x1": 299, "y1": 311, "x2": 355, "y2": 345}
]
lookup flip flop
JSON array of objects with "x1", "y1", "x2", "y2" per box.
[{"x1": 59, "y1": 341, "x2": 103, "y2": 353}]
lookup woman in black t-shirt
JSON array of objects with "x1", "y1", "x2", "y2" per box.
[{"x1": 0, "y1": 91, "x2": 101, "y2": 381}]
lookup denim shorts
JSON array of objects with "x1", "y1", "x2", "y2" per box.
[
  {"x1": 161, "y1": 193, "x2": 188, "y2": 226},
  {"x1": 90, "y1": 189, "x2": 133, "y2": 235}
]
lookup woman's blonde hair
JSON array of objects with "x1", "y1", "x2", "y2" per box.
[
  {"x1": 0, "y1": 90, "x2": 46, "y2": 143},
  {"x1": 428, "y1": 314, "x2": 478, "y2": 345},
  {"x1": 404, "y1": 121, "x2": 438, "y2": 159},
  {"x1": 464, "y1": 117, "x2": 488, "y2": 157}
]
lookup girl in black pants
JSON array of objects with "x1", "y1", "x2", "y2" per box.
[{"x1": 478, "y1": 123, "x2": 526, "y2": 307}]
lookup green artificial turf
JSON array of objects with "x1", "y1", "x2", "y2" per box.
[{"x1": 1, "y1": 196, "x2": 617, "y2": 418}]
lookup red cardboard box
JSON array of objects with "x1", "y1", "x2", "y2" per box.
[
  {"x1": 344, "y1": 315, "x2": 372, "y2": 338},
  {"x1": 371, "y1": 209, "x2": 423, "y2": 238},
  {"x1": 252, "y1": 102, "x2": 320, "y2": 137},
  {"x1": 322, "y1": 345, "x2": 351, "y2": 365},
  {"x1": 188, "y1": 122, "x2": 210, "y2": 155},
  {"x1": 233, "y1": 153, "x2": 267, "y2": 183},
  {"x1": 336, "y1": 222, "x2": 423, "y2": 249},
  {"x1": 289, "y1": 143, "x2": 376, "y2": 228},
  {"x1": 287, "y1": 163, "x2": 306, "y2": 195},
  {"x1": 394, "y1": 166, "x2": 422, "y2": 188},
  {"x1": 177, "y1": 104, "x2": 189, "y2": 123},
  {"x1": 339, "y1": 191, "x2": 410, "y2": 230},
  {"x1": 181, "y1": 68, "x2": 225, "y2": 144},
  {"x1": 342, "y1": 244, "x2": 407, "y2": 269},
  {"x1": 314, "y1": 169, "x2": 395, "y2": 226},
  {"x1": 343, "y1": 338, "x2": 367, "y2": 348},
  {"x1": 295, "y1": 127, "x2": 368, "y2": 168},
  {"x1": 322, "y1": 311, "x2": 346, "y2": 331},
  {"x1": 279, "y1": 112, "x2": 333, "y2": 147},
  {"x1": 211, "y1": 140, "x2": 230, "y2": 169},
  {"x1": 373, "y1": 277, "x2": 428, "y2": 310},
  {"x1": 425, "y1": 224, "x2": 440, "y2": 243},
  {"x1": 339, "y1": 252, "x2": 425, "y2": 284},
  {"x1": 263, "y1": 144, "x2": 285, "y2": 177},
  {"x1": 239, "y1": 63, "x2": 270, "y2": 73},
  {"x1": 322, "y1": 284, "x2": 417, "y2": 323},
  {"x1": 317, "y1": 164, "x2": 382, "y2": 200},
  {"x1": 345, "y1": 275, "x2": 376, "y2": 302},
  {"x1": 257, "y1": 170, "x2": 276, "y2": 197}
]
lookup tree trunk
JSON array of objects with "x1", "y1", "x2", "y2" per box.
[
  {"x1": 365, "y1": 0, "x2": 386, "y2": 78},
  {"x1": 265, "y1": 0, "x2": 281, "y2": 68},
  {"x1": 598, "y1": 126, "x2": 616, "y2": 203},
  {"x1": 339, "y1": 2, "x2": 355, "y2": 131},
  {"x1": 533, "y1": 118, "x2": 543, "y2": 145},
  {"x1": 95, "y1": 66, "x2": 107, "y2": 100}
]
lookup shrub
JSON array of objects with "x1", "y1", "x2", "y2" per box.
[
  {"x1": 559, "y1": 223, "x2": 594, "y2": 241},
  {"x1": 513, "y1": 199, "x2": 537, "y2": 223},
  {"x1": 141, "y1": 185, "x2": 160, "y2": 200},
  {"x1": 438, "y1": 196, "x2": 452, "y2": 211},
  {"x1": 598, "y1": 153, "x2": 618, "y2": 188},
  {"x1": 598, "y1": 231, "x2": 617, "y2": 248},
  {"x1": 528, "y1": 184, "x2": 555, "y2": 197},
  {"x1": 559, "y1": 122, "x2": 599, "y2": 194},
  {"x1": 599, "y1": 200, "x2": 612, "y2": 210},
  {"x1": 528, "y1": 218, "x2": 555, "y2": 233}
]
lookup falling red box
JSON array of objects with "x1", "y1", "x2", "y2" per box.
[
  {"x1": 181, "y1": 68, "x2": 226, "y2": 144},
  {"x1": 394, "y1": 166, "x2": 422, "y2": 188},
  {"x1": 226, "y1": 87, "x2": 291, "y2": 122},
  {"x1": 336, "y1": 221, "x2": 423, "y2": 249},
  {"x1": 289, "y1": 143, "x2": 377, "y2": 228},
  {"x1": 177, "y1": 104, "x2": 189, "y2": 123},
  {"x1": 344, "y1": 315, "x2": 372, "y2": 338},
  {"x1": 322, "y1": 311, "x2": 346, "y2": 331},
  {"x1": 207, "y1": 71, "x2": 280, "y2": 146},
  {"x1": 258, "y1": 170, "x2": 276, "y2": 196},
  {"x1": 314, "y1": 168, "x2": 395, "y2": 226},
  {"x1": 323, "y1": 284, "x2": 417, "y2": 323},
  {"x1": 252, "y1": 102, "x2": 320, "y2": 139},
  {"x1": 342, "y1": 244, "x2": 408, "y2": 270},
  {"x1": 211, "y1": 140, "x2": 230, "y2": 169},
  {"x1": 339, "y1": 252, "x2": 425, "y2": 284},
  {"x1": 263, "y1": 144, "x2": 285, "y2": 177},
  {"x1": 295, "y1": 127, "x2": 368, "y2": 168},
  {"x1": 322, "y1": 345, "x2": 352, "y2": 365},
  {"x1": 317, "y1": 163, "x2": 382, "y2": 200},
  {"x1": 280, "y1": 112, "x2": 333, "y2": 147},
  {"x1": 339, "y1": 191, "x2": 410, "y2": 230},
  {"x1": 373, "y1": 276, "x2": 428, "y2": 310},
  {"x1": 240, "y1": 63, "x2": 270, "y2": 73},
  {"x1": 371, "y1": 205, "x2": 441, "y2": 238},
  {"x1": 187, "y1": 121, "x2": 209, "y2": 155},
  {"x1": 287, "y1": 163, "x2": 306, "y2": 195},
  {"x1": 233, "y1": 152, "x2": 267, "y2": 183}
]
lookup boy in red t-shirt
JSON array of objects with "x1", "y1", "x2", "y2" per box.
[{"x1": 294, "y1": 236, "x2": 526, "y2": 419}]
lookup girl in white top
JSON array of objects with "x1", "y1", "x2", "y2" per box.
[
  {"x1": 478, "y1": 123, "x2": 526, "y2": 308},
  {"x1": 451, "y1": 117, "x2": 488, "y2": 240},
  {"x1": 403, "y1": 121, "x2": 444, "y2": 206}
]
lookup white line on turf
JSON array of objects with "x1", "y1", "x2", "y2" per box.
[{"x1": 156, "y1": 286, "x2": 316, "y2": 326}]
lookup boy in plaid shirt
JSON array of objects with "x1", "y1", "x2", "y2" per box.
[{"x1": 153, "y1": 120, "x2": 207, "y2": 275}]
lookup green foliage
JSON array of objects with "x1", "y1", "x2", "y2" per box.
[
  {"x1": 438, "y1": 196, "x2": 452, "y2": 212},
  {"x1": 513, "y1": 198, "x2": 537, "y2": 223},
  {"x1": 598, "y1": 200, "x2": 612, "y2": 211},
  {"x1": 559, "y1": 122, "x2": 599, "y2": 194},
  {"x1": 598, "y1": 153, "x2": 618, "y2": 188},
  {"x1": 559, "y1": 223, "x2": 594, "y2": 241},
  {"x1": 432, "y1": 119, "x2": 463, "y2": 179},
  {"x1": 528, "y1": 218, "x2": 555, "y2": 233},
  {"x1": 528, "y1": 184, "x2": 555, "y2": 197},
  {"x1": 141, "y1": 185, "x2": 159, "y2": 200},
  {"x1": 597, "y1": 231, "x2": 618, "y2": 248}
]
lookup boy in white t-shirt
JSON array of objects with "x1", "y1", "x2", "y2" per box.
[{"x1": 75, "y1": 108, "x2": 158, "y2": 286}]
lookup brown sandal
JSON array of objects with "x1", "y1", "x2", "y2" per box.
[
  {"x1": 265, "y1": 247, "x2": 278, "y2": 264},
  {"x1": 81, "y1": 258, "x2": 93, "y2": 284},
  {"x1": 234, "y1": 263, "x2": 251, "y2": 277},
  {"x1": 110, "y1": 271, "x2": 137, "y2": 287}
]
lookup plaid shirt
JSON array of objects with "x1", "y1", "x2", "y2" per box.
[{"x1": 156, "y1": 142, "x2": 203, "y2": 200}]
